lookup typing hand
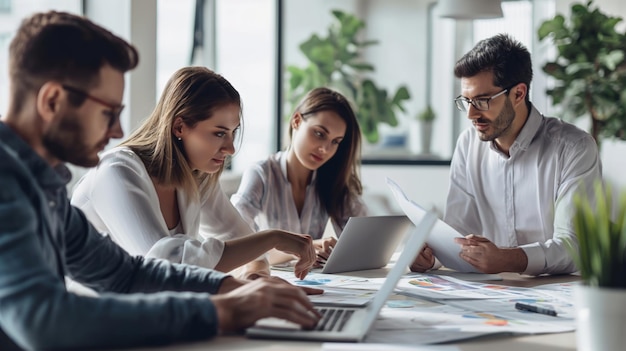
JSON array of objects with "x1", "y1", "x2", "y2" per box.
[
  {"x1": 262, "y1": 276, "x2": 324, "y2": 295},
  {"x1": 212, "y1": 278, "x2": 321, "y2": 334},
  {"x1": 409, "y1": 244, "x2": 435, "y2": 272},
  {"x1": 313, "y1": 237, "x2": 336, "y2": 266}
]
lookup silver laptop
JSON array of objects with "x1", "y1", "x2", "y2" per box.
[
  {"x1": 321, "y1": 215, "x2": 412, "y2": 274},
  {"x1": 246, "y1": 211, "x2": 437, "y2": 342}
]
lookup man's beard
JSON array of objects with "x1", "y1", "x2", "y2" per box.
[
  {"x1": 42, "y1": 111, "x2": 102, "y2": 167},
  {"x1": 477, "y1": 98, "x2": 515, "y2": 142}
]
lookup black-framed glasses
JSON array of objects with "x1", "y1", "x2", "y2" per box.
[
  {"x1": 62, "y1": 84, "x2": 125, "y2": 127},
  {"x1": 454, "y1": 87, "x2": 511, "y2": 112}
]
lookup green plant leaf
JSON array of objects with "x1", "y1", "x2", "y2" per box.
[
  {"x1": 572, "y1": 181, "x2": 626, "y2": 287},
  {"x1": 392, "y1": 86, "x2": 411, "y2": 105},
  {"x1": 348, "y1": 63, "x2": 375, "y2": 71},
  {"x1": 355, "y1": 39, "x2": 379, "y2": 48},
  {"x1": 538, "y1": 15, "x2": 565, "y2": 40},
  {"x1": 538, "y1": 1, "x2": 626, "y2": 145},
  {"x1": 598, "y1": 50, "x2": 625, "y2": 71},
  {"x1": 285, "y1": 9, "x2": 412, "y2": 144}
]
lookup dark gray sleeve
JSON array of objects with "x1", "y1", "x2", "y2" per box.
[{"x1": 0, "y1": 172, "x2": 223, "y2": 350}]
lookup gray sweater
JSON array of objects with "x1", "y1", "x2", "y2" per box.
[{"x1": 0, "y1": 122, "x2": 227, "y2": 350}]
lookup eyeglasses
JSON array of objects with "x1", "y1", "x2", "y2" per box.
[
  {"x1": 454, "y1": 87, "x2": 510, "y2": 112},
  {"x1": 62, "y1": 84, "x2": 124, "y2": 127}
]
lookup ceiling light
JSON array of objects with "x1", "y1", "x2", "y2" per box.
[{"x1": 437, "y1": 0, "x2": 504, "y2": 20}]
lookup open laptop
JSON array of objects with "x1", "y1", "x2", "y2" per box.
[
  {"x1": 246, "y1": 211, "x2": 437, "y2": 342},
  {"x1": 321, "y1": 215, "x2": 412, "y2": 274}
]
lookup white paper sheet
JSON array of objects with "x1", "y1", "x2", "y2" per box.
[
  {"x1": 322, "y1": 343, "x2": 461, "y2": 351},
  {"x1": 386, "y1": 177, "x2": 478, "y2": 273}
]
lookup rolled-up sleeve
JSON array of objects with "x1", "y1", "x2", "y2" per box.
[{"x1": 522, "y1": 133, "x2": 601, "y2": 275}]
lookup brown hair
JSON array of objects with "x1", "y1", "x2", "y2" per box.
[
  {"x1": 454, "y1": 33, "x2": 532, "y2": 104},
  {"x1": 289, "y1": 87, "x2": 363, "y2": 226},
  {"x1": 121, "y1": 66, "x2": 242, "y2": 196},
  {"x1": 8, "y1": 11, "x2": 138, "y2": 113}
]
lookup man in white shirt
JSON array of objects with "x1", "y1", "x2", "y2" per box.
[{"x1": 410, "y1": 34, "x2": 601, "y2": 275}]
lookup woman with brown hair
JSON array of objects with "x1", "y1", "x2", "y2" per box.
[
  {"x1": 71, "y1": 66, "x2": 315, "y2": 279},
  {"x1": 231, "y1": 87, "x2": 367, "y2": 265}
]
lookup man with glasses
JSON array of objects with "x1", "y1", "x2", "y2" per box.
[
  {"x1": 410, "y1": 34, "x2": 601, "y2": 275},
  {"x1": 0, "y1": 11, "x2": 320, "y2": 351}
]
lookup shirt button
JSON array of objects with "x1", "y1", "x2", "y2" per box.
[{"x1": 49, "y1": 201, "x2": 56, "y2": 208}]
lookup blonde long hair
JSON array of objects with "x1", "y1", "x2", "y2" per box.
[{"x1": 121, "y1": 66, "x2": 241, "y2": 196}]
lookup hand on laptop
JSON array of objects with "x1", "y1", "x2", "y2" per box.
[
  {"x1": 212, "y1": 278, "x2": 322, "y2": 333},
  {"x1": 409, "y1": 244, "x2": 435, "y2": 272},
  {"x1": 313, "y1": 237, "x2": 336, "y2": 266}
]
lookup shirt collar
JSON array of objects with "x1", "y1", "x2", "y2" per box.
[
  {"x1": 489, "y1": 104, "x2": 543, "y2": 157},
  {"x1": 511, "y1": 104, "x2": 543, "y2": 152},
  {"x1": 0, "y1": 122, "x2": 71, "y2": 190}
]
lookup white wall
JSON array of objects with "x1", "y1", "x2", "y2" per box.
[{"x1": 361, "y1": 165, "x2": 450, "y2": 216}]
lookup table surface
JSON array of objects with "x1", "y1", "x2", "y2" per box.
[{"x1": 121, "y1": 271, "x2": 580, "y2": 351}]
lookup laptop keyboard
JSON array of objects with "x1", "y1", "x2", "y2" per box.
[{"x1": 315, "y1": 308, "x2": 355, "y2": 332}]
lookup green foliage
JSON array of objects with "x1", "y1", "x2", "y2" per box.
[
  {"x1": 538, "y1": 1, "x2": 626, "y2": 146},
  {"x1": 285, "y1": 10, "x2": 411, "y2": 144},
  {"x1": 568, "y1": 182, "x2": 626, "y2": 288},
  {"x1": 417, "y1": 105, "x2": 436, "y2": 122}
]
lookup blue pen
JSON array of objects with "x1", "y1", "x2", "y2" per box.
[{"x1": 515, "y1": 302, "x2": 558, "y2": 317}]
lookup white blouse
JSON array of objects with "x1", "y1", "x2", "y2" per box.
[
  {"x1": 231, "y1": 151, "x2": 367, "y2": 239},
  {"x1": 444, "y1": 105, "x2": 602, "y2": 275},
  {"x1": 71, "y1": 147, "x2": 255, "y2": 269}
]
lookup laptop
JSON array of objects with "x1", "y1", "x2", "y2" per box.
[
  {"x1": 321, "y1": 215, "x2": 412, "y2": 274},
  {"x1": 246, "y1": 211, "x2": 437, "y2": 342}
]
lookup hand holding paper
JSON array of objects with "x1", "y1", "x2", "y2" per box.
[{"x1": 385, "y1": 177, "x2": 479, "y2": 273}]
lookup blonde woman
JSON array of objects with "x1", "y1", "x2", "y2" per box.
[
  {"x1": 71, "y1": 67, "x2": 315, "y2": 279},
  {"x1": 231, "y1": 87, "x2": 367, "y2": 265}
]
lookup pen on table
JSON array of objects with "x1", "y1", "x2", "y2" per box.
[{"x1": 514, "y1": 302, "x2": 558, "y2": 317}]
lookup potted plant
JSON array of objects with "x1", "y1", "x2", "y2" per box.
[
  {"x1": 568, "y1": 182, "x2": 626, "y2": 351},
  {"x1": 417, "y1": 106, "x2": 436, "y2": 155},
  {"x1": 285, "y1": 10, "x2": 411, "y2": 144},
  {"x1": 538, "y1": 1, "x2": 626, "y2": 148}
]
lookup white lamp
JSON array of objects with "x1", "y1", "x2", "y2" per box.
[{"x1": 437, "y1": 0, "x2": 504, "y2": 20}]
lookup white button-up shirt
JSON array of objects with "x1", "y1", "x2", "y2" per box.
[
  {"x1": 444, "y1": 105, "x2": 602, "y2": 275},
  {"x1": 71, "y1": 147, "x2": 254, "y2": 269}
]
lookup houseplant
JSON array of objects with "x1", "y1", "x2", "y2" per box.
[
  {"x1": 285, "y1": 10, "x2": 411, "y2": 144},
  {"x1": 568, "y1": 182, "x2": 626, "y2": 351},
  {"x1": 537, "y1": 1, "x2": 626, "y2": 148},
  {"x1": 417, "y1": 106, "x2": 436, "y2": 154}
]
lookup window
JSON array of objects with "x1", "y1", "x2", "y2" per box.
[
  {"x1": 215, "y1": 0, "x2": 276, "y2": 173},
  {"x1": 157, "y1": 0, "x2": 277, "y2": 173},
  {"x1": 156, "y1": 0, "x2": 195, "y2": 96},
  {"x1": 281, "y1": 0, "x2": 553, "y2": 165},
  {"x1": 282, "y1": 0, "x2": 449, "y2": 164}
]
